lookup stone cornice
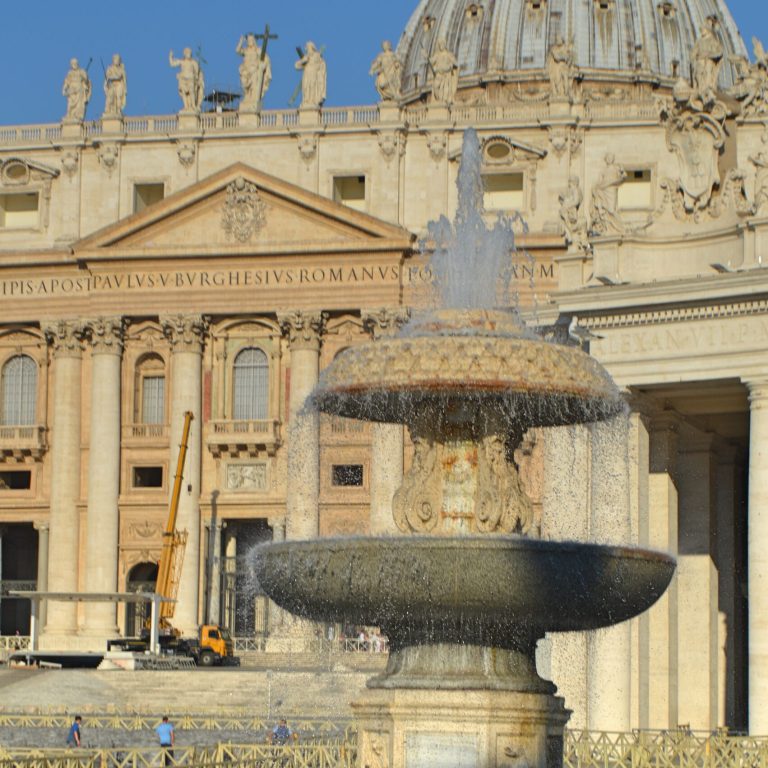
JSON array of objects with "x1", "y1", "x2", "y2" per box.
[
  {"x1": 84, "y1": 316, "x2": 127, "y2": 355},
  {"x1": 278, "y1": 310, "x2": 327, "y2": 351},
  {"x1": 42, "y1": 319, "x2": 86, "y2": 358},
  {"x1": 361, "y1": 307, "x2": 411, "y2": 339},
  {"x1": 161, "y1": 314, "x2": 209, "y2": 354}
]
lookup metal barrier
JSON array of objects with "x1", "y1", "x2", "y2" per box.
[{"x1": 0, "y1": 744, "x2": 356, "y2": 768}]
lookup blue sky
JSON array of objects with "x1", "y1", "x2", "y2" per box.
[{"x1": 1, "y1": 0, "x2": 766, "y2": 124}]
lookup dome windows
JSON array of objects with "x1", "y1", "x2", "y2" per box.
[
  {"x1": 423, "y1": 15, "x2": 436, "y2": 34},
  {"x1": 657, "y1": 2, "x2": 676, "y2": 19},
  {"x1": 466, "y1": 3, "x2": 484, "y2": 21}
]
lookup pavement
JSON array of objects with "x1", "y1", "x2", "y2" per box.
[{"x1": 0, "y1": 667, "x2": 369, "y2": 748}]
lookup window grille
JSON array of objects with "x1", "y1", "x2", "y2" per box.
[
  {"x1": 142, "y1": 375, "x2": 165, "y2": 424},
  {"x1": 233, "y1": 348, "x2": 269, "y2": 420},
  {"x1": 1, "y1": 355, "x2": 37, "y2": 426}
]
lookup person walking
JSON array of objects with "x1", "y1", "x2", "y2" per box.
[
  {"x1": 66, "y1": 715, "x2": 82, "y2": 747},
  {"x1": 155, "y1": 715, "x2": 175, "y2": 765}
]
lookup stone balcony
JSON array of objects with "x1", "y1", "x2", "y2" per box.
[
  {"x1": 121, "y1": 423, "x2": 169, "y2": 447},
  {"x1": 206, "y1": 419, "x2": 281, "y2": 458},
  {"x1": 0, "y1": 98, "x2": 667, "y2": 150},
  {"x1": 0, "y1": 425, "x2": 47, "y2": 462}
]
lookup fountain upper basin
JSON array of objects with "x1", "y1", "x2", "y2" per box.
[
  {"x1": 254, "y1": 536, "x2": 675, "y2": 649},
  {"x1": 312, "y1": 310, "x2": 623, "y2": 427}
]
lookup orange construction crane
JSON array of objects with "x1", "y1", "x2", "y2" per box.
[{"x1": 155, "y1": 410, "x2": 193, "y2": 627}]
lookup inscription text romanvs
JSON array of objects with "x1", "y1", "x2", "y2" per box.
[{"x1": 0, "y1": 261, "x2": 555, "y2": 298}]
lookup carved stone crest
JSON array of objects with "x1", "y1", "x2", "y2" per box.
[
  {"x1": 221, "y1": 177, "x2": 267, "y2": 243},
  {"x1": 297, "y1": 135, "x2": 318, "y2": 162},
  {"x1": 664, "y1": 111, "x2": 724, "y2": 213},
  {"x1": 177, "y1": 142, "x2": 196, "y2": 168},
  {"x1": 61, "y1": 150, "x2": 80, "y2": 178},
  {"x1": 96, "y1": 144, "x2": 120, "y2": 175}
]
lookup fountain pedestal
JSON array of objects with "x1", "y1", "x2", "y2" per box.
[{"x1": 353, "y1": 687, "x2": 569, "y2": 768}]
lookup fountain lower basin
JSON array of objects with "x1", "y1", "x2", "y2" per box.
[{"x1": 254, "y1": 536, "x2": 674, "y2": 652}]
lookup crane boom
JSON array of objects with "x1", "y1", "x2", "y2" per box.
[{"x1": 156, "y1": 411, "x2": 193, "y2": 623}]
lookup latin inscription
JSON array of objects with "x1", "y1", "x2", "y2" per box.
[{"x1": 0, "y1": 262, "x2": 556, "y2": 299}]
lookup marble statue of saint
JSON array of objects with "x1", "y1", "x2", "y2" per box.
[
  {"x1": 548, "y1": 37, "x2": 575, "y2": 99},
  {"x1": 730, "y1": 38, "x2": 768, "y2": 116},
  {"x1": 103, "y1": 54, "x2": 127, "y2": 116},
  {"x1": 370, "y1": 41, "x2": 402, "y2": 102},
  {"x1": 691, "y1": 22, "x2": 724, "y2": 105},
  {"x1": 751, "y1": 152, "x2": 768, "y2": 212},
  {"x1": 169, "y1": 48, "x2": 204, "y2": 113},
  {"x1": 237, "y1": 34, "x2": 271, "y2": 112},
  {"x1": 590, "y1": 154, "x2": 627, "y2": 235},
  {"x1": 62, "y1": 58, "x2": 92, "y2": 122},
  {"x1": 295, "y1": 42, "x2": 327, "y2": 108},
  {"x1": 558, "y1": 176, "x2": 589, "y2": 252},
  {"x1": 430, "y1": 39, "x2": 459, "y2": 104}
]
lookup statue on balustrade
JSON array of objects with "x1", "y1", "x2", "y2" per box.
[
  {"x1": 295, "y1": 42, "x2": 327, "y2": 108},
  {"x1": 691, "y1": 20, "x2": 724, "y2": 108},
  {"x1": 548, "y1": 36, "x2": 575, "y2": 100},
  {"x1": 237, "y1": 33, "x2": 272, "y2": 112},
  {"x1": 559, "y1": 176, "x2": 590, "y2": 252},
  {"x1": 62, "y1": 58, "x2": 92, "y2": 122},
  {"x1": 430, "y1": 39, "x2": 459, "y2": 104},
  {"x1": 729, "y1": 37, "x2": 768, "y2": 116},
  {"x1": 370, "y1": 41, "x2": 402, "y2": 102},
  {"x1": 169, "y1": 47, "x2": 205, "y2": 113},
  {"x1": 103, "y1": 54, "x2": 127, "y2": 117}
]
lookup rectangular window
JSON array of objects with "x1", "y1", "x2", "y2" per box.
[
  {"x1": 0, "y1": 193, "x2": 40, "y2": 229},
  {"x1": 483, "y1": 173, "x2": 524, "y2": 211},
  {"x1": 132, "y1": 466, "x2": 164, "y2": 488},
  {"x1": 133, "y1": 183, "x2": 165, "y2": 213},
  {"x1": 141, "y1": 376, "x2": 165, "y2": 424},
  {"x1": 333, "y1": 176, "x2": 366, "y2": 212},
  {"x1": 332, "y1": 464, "x2": 364, "y2": 487},
  {"x1": 0, "y1": 470, "x2": 31, "y2": 490},
  {"x1": 618, "y1": 169, "x2": 652, "y2": 209}
]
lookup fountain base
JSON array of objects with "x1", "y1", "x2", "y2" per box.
[
  {"x1": 370, "y1": 643, "x2": 554, "y2": 694},
  {"x1": 353, "y1": 685, "x2": 569, "y2": 768}
]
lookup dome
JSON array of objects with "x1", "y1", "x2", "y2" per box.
[{"x1": 396, "y1": 0, "x2": 747, "y2": 100}]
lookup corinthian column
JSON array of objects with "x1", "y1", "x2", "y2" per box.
[
  {"x1": 41, "y1": 320, "x2": 85, "y2": 645},
  {"x1": 278, "y1": 310, "x2": 326, "y2": 541},
  {"x1": 748, "y1": 379, "x2": 768, "y2": 734},
  {"x1": 362, "y1": 308, "x2": 410, "y2": 535},
  {"x1": 162, "y1": 314, "x2": 208, "y2": 635},
  {"x1": 33, "y1": 521, "x2": 49, "y2": 630},
  {"x1": 81, "y1": 317, "x2": 125, "y2": 642}
]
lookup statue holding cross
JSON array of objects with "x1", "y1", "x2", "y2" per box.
[{"x1": 236, "y1": 25, "x2": 277, "y2": 112}]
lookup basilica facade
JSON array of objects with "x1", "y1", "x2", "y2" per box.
[{"x1": 1, "y1": 0, "x2": 768, "y2": 738}]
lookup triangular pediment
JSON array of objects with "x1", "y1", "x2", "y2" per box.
[{"x1": 75, "y1": 163, "x2": 413, "y2": 257}]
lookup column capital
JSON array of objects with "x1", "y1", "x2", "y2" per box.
[
  {"x1": 43, "y1": 319, "x2": 86, "y2": 358},
  {"x1": 84, "y1": 316, "x2": 127, "y2": 355},
  {"x1": 278, "y1": 310, "x2": 327, "y2": 351},
  {"x1": 361, "y1": 307, "x2": 411, "y2": 340},
  {"x1": 746, "y1": 378, "x2": 768, "y2": 406},
  {"x1": 161, "y1": 314, "x2": 209, "y2": 354},
  {"x1": 33, "y1": 520, "x2": 50, "y2": 533}
]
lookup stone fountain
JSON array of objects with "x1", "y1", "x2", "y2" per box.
[{"x1": 253, "y1": 130, "x2": 675, "y2": 768}]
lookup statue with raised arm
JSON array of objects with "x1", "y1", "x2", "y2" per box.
[
  {"x1": 169, "y1": 47, "x2": 204, "y2": 113},
  {"x1": 370, "y1": 41, "x2": 402, "y2": 102},
  {"x1": 237, "y1": 33, "x2": 272, "y2": 112},
  {"x1": 103, "y1": 54, "x2": 127, "y2": 116},
  {"x1": 548, "y1": 37, "x2": 575, "y2": 99},
  {"x1": 559, "y1": 176, "x2": 589, "y2": 252},
  {"x1": 430, "y1": 39, "x2": 459, "y2": 104},
  {"x1": 62, "y1": 58, "x2": 92, "y2": 122},
  {"x1": 590, "y1": 154, "x2": 627, "y2": 235},
  {"x1": 295, "y1": 41, "x2": 327, "y2": 108}
]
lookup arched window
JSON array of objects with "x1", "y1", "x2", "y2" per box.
[
  {"x1": 1, "y1": 355, "x2": 37, "y2": 426},
  {"x1": 233, "y1": 348, "x2": 269, "y2": 420},
  {"x1": 134, "y1": 354, "x2": 166, "y2": 425}
]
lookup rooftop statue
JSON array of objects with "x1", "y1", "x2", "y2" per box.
[
  {"x1": 559, "y1": 176, "x2": 589, "y2": 253},
  {"x1": 370, "y1": 41, "x2": 402, "y2": 102},
  {"x1": 430, "y1": 39, "x2": 459, "y2": 104},
  {"x1": 169, "y1": 47, "x2": 204, "y2": 114},
  {"x1": 548, "y1": 36, "x2": 575, "y2": 100},
  {"x1": 103, "y1": 54, "x2": 127, "y2": 117},
  {"x1": 691, "y1": 20, "x2": 724, "y2": 107},
  {"x1": 295, "y1": 42, "x2": 327, "y2": 108},
  {"x1": 729, "y1": 37, "x2": 768, "y2": 116},
  {"x1": 62, "y1": 58, "x2": 91, "y2": 123},
  {"x1": 237, "y1": 33, "x2": 272, "y2": 112}
]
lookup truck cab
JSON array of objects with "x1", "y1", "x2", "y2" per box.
[{"x1": 198, "y1": 625, "x2": 234, "y2": 666}]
